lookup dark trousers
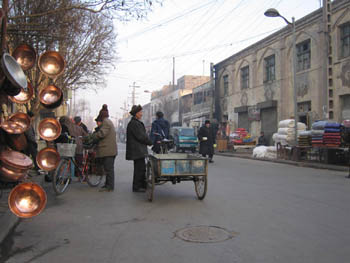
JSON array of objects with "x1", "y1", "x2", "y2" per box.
[
  {"x1": 102, "y1": 156, "x2": 116, "y2": 190},
  {"x1": 133, "y1": 158, "x2": 146, "y2": 190},
  {"x1": 202, "y1": 153, "x2": 213, "y2": 160}
]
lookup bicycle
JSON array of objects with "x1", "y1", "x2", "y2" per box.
[{"x1": 52, "y1": 136, "x2": 103, "y2": 195}]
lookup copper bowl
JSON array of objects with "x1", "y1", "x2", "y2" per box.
[
  {"x1": 38, "y1": 51, "x2": 65, "y2": 78},
  {"x1": 12, "y1": 44, "x2": 37, "y2": 71},
  {"x1": 8, "y1": 112, "x2": 31, "y2": 132},
  {"x1": 38, "y1": 118, "x2": 61, "y2": 141},
  {"x1": 1, "y1": 120, "x2": 24, "y2": 134},
  {"x1": 8, "y1": 182, "x2": 47, "y2": 218},
  {"x1": 36, "y1": 147, "x2": 60, "y2": 171},
  {"x1": 39, "y1": 85, "x2": 63, "y2": 109},
  {"x1": 0, "y1": 149, "x2": 33, "y2": 182},
  {"x1": 9, "y1": 81, "x2": 34, "y2": 104}
]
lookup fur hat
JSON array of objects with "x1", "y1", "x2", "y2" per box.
[
  {"x1": 205, "y1": 120, "x2": 210, "y2": 125},
  {"x1": 129, "y1": 105, "x2": 142, "y2": 116}
]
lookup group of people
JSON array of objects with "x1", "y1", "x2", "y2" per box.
[{"x1": 25, "y1": 103, "x2": 217, "y2": 194}]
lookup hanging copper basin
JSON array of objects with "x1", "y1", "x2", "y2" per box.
[
  {"x1": 0, "y1": 120, "x2": 24, "y2": 134},
  {"x1": 9, "y1": 81, "x2": 34, "y2": 104},
  {"x1": 36, "y1": 147, "x2": 60, "y2": 171},
  {"x1": 39, "y1": 85, "x2": 62, "y2": 109},
  {"x1": 0, "y1": 149, "x2": 32, "y2": 182},
  {"x1": 38, "y1": 118, "x2": 61, "y2": 141},
  {"x1": 8, "y1": 112, "x2": 31, "y2": 132},
  {"x1": 8, "y1": 182, "x2": 47, "y2": 218},
  {"x1": 38, "y1": 51, "x2": 65, "y2": 78},
  {"x1": 12, "y1": 44, "x2": 37, "y2": 71}
]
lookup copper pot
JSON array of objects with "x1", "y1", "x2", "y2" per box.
[
  {"x1": 38, "y1": 51, "x2": 65, "y2": 78},
  {"x1": 0, "y1": 149, "x2": 33, "y2": 182},
  {"x1": 36, "y1": 147, "x2": 60, "y2": 171},
  {"x1": 8, "y1": 112, "x2": 31, "y2": 132},
  {"x1": 9, "y1": 82, "x2": 34, "y2": 104},
  {"x1": 8, "y1": 182, "x2": 47, "y2": 218},
  {"x1": 1, "y1": 120, "x2": 24, "y2": 134},
  {"x1": 38, "y1": 118, "x2": 61, "y2": 141},
  {"x1": 39, "y1": 85, "x2": 63, "y2": 109},
  {"x1": 12, "y1": 44, "x2": 37, "y2": 71}
]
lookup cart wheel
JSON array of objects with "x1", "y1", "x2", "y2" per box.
[
  {"x1": 194, "y1": 175, "x2": 207, "y2": 200},
  {"x1": 146, "y1": 161, "x2": 155, "y2": 202}
]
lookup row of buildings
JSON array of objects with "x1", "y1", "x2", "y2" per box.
[{"x1": 120, "y1": 0, "x2": 350, "y2": 145}]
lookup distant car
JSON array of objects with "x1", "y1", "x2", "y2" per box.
[{"x1": 170, "y1": 127, "x2": 198, "y2": 153}]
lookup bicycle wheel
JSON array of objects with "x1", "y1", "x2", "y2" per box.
[
  {"x1": 194, "y1": 175, "x2": 207, "y2": 200},
  {"x1": 53, "y1": 158, "x2": 71, "y2": 195},
  {"x1": 86, "y1": 160, "x2": 103, "y2": 187}
]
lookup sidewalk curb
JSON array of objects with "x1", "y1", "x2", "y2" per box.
[{"x1": 216, "y1": 152, "x2": 349, "y2": 172}]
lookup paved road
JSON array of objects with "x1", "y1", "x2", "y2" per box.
[{"x1": 2, "y1": 144, "x2": 350, "y2": 263}]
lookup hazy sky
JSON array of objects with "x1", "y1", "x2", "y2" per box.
[{"x1": 80, "y1": 0, "x2": 322, "y2": 121}]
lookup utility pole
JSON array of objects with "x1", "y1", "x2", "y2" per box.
[
  {"x1": 210, "y1": 62, "x2": 215, "y2": 121},
  {"x1": 129, "y1": 82, "x2": 140, "y2": 106}
]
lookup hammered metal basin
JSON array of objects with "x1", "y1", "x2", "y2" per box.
[
  {"x1": 8, "y1": 112, "x2": 31, "y2": 132},
  {"x1": 39, "y1": 85, "x2": 62, "y2": 108},
  {"x1": 9, "y1": 82, "x2": 34, "y2": 104},
  {"x1": 38, "y1": 51, "x2": 65, "y2": 78},
  {"x1": 1, "y1": 53, "x2": 27, "y2": 90},
  {"x1": 0, "y1": 149, "x2": 33, "y2": 181},
  {"x1": 36, "y1": 147, "x2": 60, "y2": 171},
  {"x1": 8, "y1": 182, "x2": 47, "y2": 218},
  {"x1": 12, "y1": 44, "x2": 37, "y2": 71},
  {"x1": 0, "y1": 120, "x2": 24, "y2": 134},
  {"x1": 38, "y1": 118, "x2": 61, "y2": 141}
]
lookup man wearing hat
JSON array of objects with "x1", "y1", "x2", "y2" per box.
[
  {"x1": 198, "y1": 120, "x2": 216, "y2": 163},
  {"x1": 126, "y1": 105, "x2": 153, "y2": 192},
  {"x1": 92, "y1": 104, "x2": 117, "y2": 192}
]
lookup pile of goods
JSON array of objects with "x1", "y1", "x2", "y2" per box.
[
  {"x1": 229, "y1": 128, "x2": 255, "y2": 145},
  {"x1": 272, "y1": 119, "x2": 306, "y2": 146},
  {"x1": 323, "y1": 122, "x2": 342, "y2": 147},
  {"x1": 298, "y1": 131, "x2": 312, "y2": 146},
  {"x1": 252, "y1": 146, "x2": 277, "y2": 159},
  {"x1": 311, "y1": 120, "x2": 327, "y2": 147}
]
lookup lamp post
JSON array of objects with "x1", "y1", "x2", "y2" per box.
[{"x1": 264, "y1": 8, "x2": 298, "y2": 146}]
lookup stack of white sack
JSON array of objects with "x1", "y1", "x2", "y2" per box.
[
  {"x1": 252, "y1": 146, "x2": 277, "y2": 159},
  {"x1": 273, "y1": 119, "x2": 306, "y2": 145}
]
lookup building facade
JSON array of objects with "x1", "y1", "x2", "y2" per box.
[{"x1": 213, "y1": 0, "x2": 350, "y2": 144}]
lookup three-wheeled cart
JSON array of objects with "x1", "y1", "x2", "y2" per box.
[{"x1": 146, "y1": 153, "x2": 208, "y2": 201}]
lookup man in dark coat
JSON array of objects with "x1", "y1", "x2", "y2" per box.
[
  {"x1": 74, "y1": 116, "x2": 89, "y2": 134},
  {"x1": 198, "y1": 120, "x2": 216, "y2": 163},
  {"x1": 150, "y1": 111, "x2": 170, "y2": 153},
  {"x1": 126, "y1": 105, "x2": 153, "y2": 192}
]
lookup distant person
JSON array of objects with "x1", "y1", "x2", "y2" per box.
[
  {"x1": 150, "y1": 111, "x2": 170, "y2": 153},
  {"x1": 126, "y1": 105, "x2": 153, "y2": 192},
  {"x1": 257, "y1": 131, "x2": 268, "y2": 146},
  {"x1": 92, "y1": 104, "x2": 118, "y2": 192},
  {"x1": 24, "y1": 111, "x2": 39, "y2": 171},
  {"x1": 198, "y1": 120, "x2": 216, "y2": 163},
  {"x1": 74, "y1": 116, "x2": 89, "y2": 134}
]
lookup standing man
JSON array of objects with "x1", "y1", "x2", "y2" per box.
[
  {"x1": 257, "y1": 131, "x2": 268, "y2": 146},
  {"x1": 126, "y1": 105, "x2": 153, "y2": 192},
  {"x1": 198, "y1": 120, "x2": 216, "y2": 163},
  {"x1": 150, "y1": 111, "x2": 170, "y2": 153},
  {"x1": 92, "y1": 105, "x2": 117, "y2": 192},
  {"x1": 74, "y1": 116, "x2": 89, "y2": 134}
]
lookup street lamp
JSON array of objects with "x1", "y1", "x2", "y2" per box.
[{"x1": 265, "y1": 8, "x2": 298, "y2": 146}]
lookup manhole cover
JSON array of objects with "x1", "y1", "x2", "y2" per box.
[{"x1": 175, "y1": 226, "x2": 235, "y2": 243}]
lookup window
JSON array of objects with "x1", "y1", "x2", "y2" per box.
[
  {"x1": 264, "y1": 55, "x2": 275, "y2": 82},
  {"x1": 340, "y1": 23, "x2": 350, "y2": 58},
  {"x1": 296, "y1": 39, "x2": 311, "y2": 72},
  {"x1": 241, "y1": 66, "x2": 249, "y2": 89},
  {"x1": 223, "y1": 75, "x2": 229, "y2": 95}
]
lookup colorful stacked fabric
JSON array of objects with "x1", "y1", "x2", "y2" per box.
[
  {"x1": 323, "y1": 122, "x2": 342, "y2": 147},
  {"x1": 311, "y1": 121, "x2": 326, "y2": 147},
  {"x1": 342, "y1": 120, "x2": 350, "y2": 146},
  {"x1": 298, "y1": 131, "x2": 311, "y2": 146}
]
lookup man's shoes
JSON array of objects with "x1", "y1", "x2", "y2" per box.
[
  {"x1": 99, "y1": 187, "x2": 113, "y2": 192},
  {"x1": 209, "y1": 160, "x2": 214, "y2": 163},
  {"x1": 133, "y1": 188, "x2": 146, "y2": 193}
]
